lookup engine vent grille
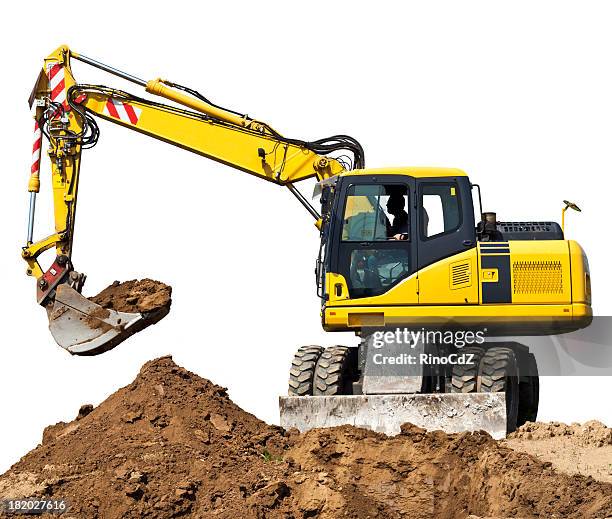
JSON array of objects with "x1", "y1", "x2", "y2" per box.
[
  {"x1": 451, "y1": 261, "x2": 471, "y2": 289},
  {"x1": 513, "y1": 260, "x2": 563, "y2": 294}
]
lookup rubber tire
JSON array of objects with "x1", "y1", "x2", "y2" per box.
[
  {"x1": 288, "y1": 345, "x2": 324, "y2": 396},
  {"x1": 313, "y1": 346, "x2": 354, "y2": 396},
  {"x1": 450, "y1": 346, "x2": 486, "y2": 393},
  {"x1": 478, "y1": 346, "x2": 520, "y2": 433},
  {"x1": 517, "y1": 353, "x2": 539, "y2": 426}
]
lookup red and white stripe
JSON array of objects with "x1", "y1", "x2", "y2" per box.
[
  {"x1": 46, "y1": 62, "x2": 68, "y2": 111},
  {"x1": 103, "y1": 99, "x2": 142, "y2": 125},
  {"x1": 31, "y1": 120, "x2": 42, "y2": 176}
]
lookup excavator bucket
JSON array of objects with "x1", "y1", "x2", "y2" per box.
[
  {"x1": 279, "y1": 393, "x2": 507, "y2": 439},
  {"x1": 46, "y1": 283, "x2": 166, "y2": 355}
]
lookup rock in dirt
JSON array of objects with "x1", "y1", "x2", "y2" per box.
[
  {"x1": 89, "y1": 279, "x2": 171, "y2": 314},
  {"x1": 0, "y1": 357, "x2": 610, "y2": 519},
  {"x1": 76, "y1": 404, "x2": 93, "y2": 420}
]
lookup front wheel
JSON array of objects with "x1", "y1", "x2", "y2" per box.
[{"x1": 288, "y1": 345, "x2": 324, "y2": 396}]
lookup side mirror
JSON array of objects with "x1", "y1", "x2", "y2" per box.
[{"x1": 561, "y1": 200, "x2": 582, "y2": 235}]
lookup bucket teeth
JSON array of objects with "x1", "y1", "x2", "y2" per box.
[{"x1": 47, "y1": 283, "x2": 145, "y2": 355}]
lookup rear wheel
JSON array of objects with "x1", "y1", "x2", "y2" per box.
[
  {"x1": 450, "y1": 346, "x2": 486, "y2": 393},
  {"x1": 479, "y1": 346, "x2": 520, "y2": 433},
  {"x1": 288, "y1": 345, "x2": 324, "y2": 396},
  {"x1": 517, "y1": 352, "x2": 539, "y2": 426},
  {"x1": 313, "y1": 346, "x2": 355, "y2": 395}
]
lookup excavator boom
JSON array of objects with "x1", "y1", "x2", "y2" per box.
[{"x1": 24, "y1": 45, "x2": 353, "y2": 354}]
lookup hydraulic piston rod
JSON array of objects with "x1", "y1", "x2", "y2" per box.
[{"x1": 70, "y1": 52, "x2": 147, "y2": 87}]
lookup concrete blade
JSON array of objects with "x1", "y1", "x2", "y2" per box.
[{"x1": 279, "y1": 393, "x2": 507, "y2": 439}]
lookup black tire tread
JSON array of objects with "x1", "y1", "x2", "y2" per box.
[
  {"x1": 517, "y1": 352, "x2": 540, "y2": 425},
  {"x1": 450, "y1": 346, "x2": 486, "y2": 393},
  {"x1": 479, "y1": 346, "x2": 520, "y2": 433},
  {"x1": 479, "y1": 346, "x2": 519, "y2": 392},
  {"x1": 288, "y1": 345, "x2": 324, "y2": 396},
  {"x1": 313, "y1": 345, "x2": 352, "y2": 396}
]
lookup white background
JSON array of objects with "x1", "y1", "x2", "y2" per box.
[{"x1": 1, "y1": 1, "x2": 611, "y2": 473}]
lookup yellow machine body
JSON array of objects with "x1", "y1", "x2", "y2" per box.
[{"x1": 318, "y1": 167, "x2": 591, "y2": 336}]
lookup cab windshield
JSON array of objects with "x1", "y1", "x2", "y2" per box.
[{"x1": 339, "y1": 183, "x2": 411, "y2": 298}]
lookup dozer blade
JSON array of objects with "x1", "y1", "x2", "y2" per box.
[
  {"x1": 47, "y1": 283, "x2": 151, "y2": 355},
  {"x1": 279, "y1": 393, "x2": 507, "y2": 439}
]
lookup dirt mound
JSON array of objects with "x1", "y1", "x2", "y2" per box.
[
  {"x1": 89, "y1": 279, "x2": 171, "y2": 314},
  {"x1": 509, "y1": 420, "x2": 612, "y2": 447},
  {"x1": 505, "y1": 421, "x2": 612, "y2": 484},
  {"x1": 1, "y1": 357, "x2": 611, "y2": 519}
]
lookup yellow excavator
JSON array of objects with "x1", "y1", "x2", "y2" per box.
[{"x1": 24, "y1": 46, "x2": 592, "y2": 436}]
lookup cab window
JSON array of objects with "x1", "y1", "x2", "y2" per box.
[
  {"x1": 420, "y1": 183, "x2": 461, "y2": 239},
  {"x1": 342, "y1": 184, "x2": 409, "y2": 241}
]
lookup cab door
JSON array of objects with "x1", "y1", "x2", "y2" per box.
[
  {"x1": 327, "y1": 175, "x2": 418, "y2": 304},
  {"x1": 415, "y1": 177, "x2": 478, "y2": 305}
]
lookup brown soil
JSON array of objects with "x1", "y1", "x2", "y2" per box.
[
  {"x1": 509, "y1": 420, "x2": 612, "y2": 446},
  {"x1": 83, "y1": 307, "x2": 112, "y2": 331},
  {"x1": 504, "y1": 421, "x2": 612, "y2": 483},
  {"x1": 1, "y1": 357, "x2": 610, "y2": 519},
  {"x1": 89, "y1": 279, "x2": 172, "y2": 314}
]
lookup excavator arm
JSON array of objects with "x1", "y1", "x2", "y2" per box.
[{"x1": 24, "y1": 45, "x2": 358, "y2": 355}]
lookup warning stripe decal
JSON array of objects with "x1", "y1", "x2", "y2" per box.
[
  {"x1": 103, "y1": 99, "x2": 142, "y2": 125},
  {"x1": 47, "y1": 63, "x2": 62, "y2": 81},
  {"x1": 31, "y1": 120, "x2": 42, "y2": 175},
  {"x1": 46, "y1": 62, "x2": 68, "y2": 111}
]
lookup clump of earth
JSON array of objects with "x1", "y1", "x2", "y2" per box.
[{"x1": 89, "y1": 279, "x2": 172, "y2": 314}]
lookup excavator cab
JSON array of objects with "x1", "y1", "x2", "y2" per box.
[{"x1": 318, "y1": 169, "x2": 476, "y2": 311}]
